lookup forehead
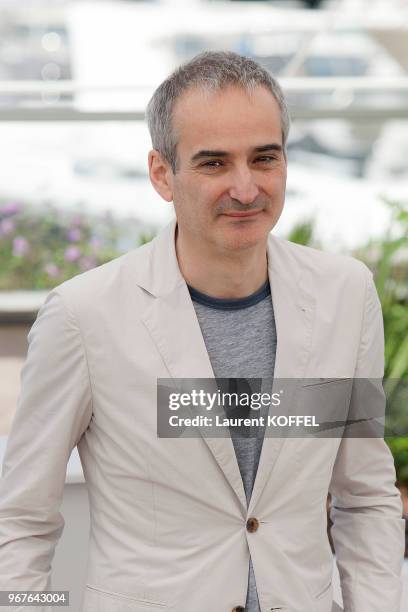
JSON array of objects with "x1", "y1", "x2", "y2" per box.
[{"x1": 171, "y1": 84, "x2": 283, "y2": 153}]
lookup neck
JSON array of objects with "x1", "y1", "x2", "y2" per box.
[{"x1": 175, "y1": 225, "x2": 269, "y2": 299}]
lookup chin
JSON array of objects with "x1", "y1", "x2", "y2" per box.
[{"x1": 219, "y1": 224, "x2": 270, "y2": 251}]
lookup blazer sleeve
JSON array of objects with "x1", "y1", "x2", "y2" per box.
[
  {"x1": 0, "y1": 289, "x2": 92, "y2": 609},
  {"x1": 329, "y1": 266, "x2": 406, "y2": 612}
]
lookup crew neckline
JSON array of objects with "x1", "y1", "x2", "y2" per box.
[{"x1": 187, "y1": 279, "x2": 271, "y2": 311}]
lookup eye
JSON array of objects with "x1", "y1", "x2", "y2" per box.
[
  {"x1": 201, "y1": 160, "x2": 224, "y2": 168},
  {"x1": 254, "y1": 155, "x2": 278, "y2": 163}
]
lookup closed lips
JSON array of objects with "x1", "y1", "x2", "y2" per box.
[{"x1": 223, "y1": 210, "x2": 262, "y2": 217}]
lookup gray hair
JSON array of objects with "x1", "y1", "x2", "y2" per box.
[{"x1": 146, "y1": 50, "x2": 290, "y2": 173}]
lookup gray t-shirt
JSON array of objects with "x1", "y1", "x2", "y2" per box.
[{"x1": 188, "y1": 279, "x2": 277, "y2": 611}]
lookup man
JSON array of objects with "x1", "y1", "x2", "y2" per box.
[{"x1": 0, "y1": 51, "x2": 405, "y2": 612}]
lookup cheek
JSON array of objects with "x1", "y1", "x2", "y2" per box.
[
  {"x1": 185, "y1": 179, "x2": 225, "y2": 215},
  {"x1": 173, "y1": 179, "x2": 214, "y2": 226},
  {"x1": 264, "y1": 172, "x2": 287, "y2": 197},
  {"x1": 201, "y1": 183, "x2": 227, "y2": 210}
]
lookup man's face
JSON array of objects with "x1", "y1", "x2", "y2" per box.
[{"x1": 154, "y1": 84, "x2": 287, "y2": 253}]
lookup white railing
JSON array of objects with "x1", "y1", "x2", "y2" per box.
[{"x1": 1, "y1": 78, "x2": 408, "y2": 120}]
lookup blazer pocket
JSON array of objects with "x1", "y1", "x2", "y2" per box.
[
  {"x1": 297, "y1": 379, "x2": 352, "y2": 435},
  {"x1": 301, "y1": 378, "x2": 351, "y2": 389},
  {"x1": 84, "y1": 584, "x2": 168, "y2": 609}
]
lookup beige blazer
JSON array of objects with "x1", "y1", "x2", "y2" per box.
[{"x1": 0, "y1": 218, "x2": 405, "y2": 612}]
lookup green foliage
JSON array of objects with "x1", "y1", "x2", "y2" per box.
[
  {"x1": 286, "y1": 218, "x2": 318, "y2": 248},
  {"x1": 354, "y1": 199, "x2": 408, "y2": 379},
  {"x1": 386, "y1": 438, "x2": 408, "y2": 487},
  {"x1": 353, "y1": 199, "x2": 408, "y2": 485},
  {"x1": 0, "y1": 201, "x2": 154, "y2": 290},
  {"x1": 288, "y1": 200, "x2": 408, "y2": 486}
]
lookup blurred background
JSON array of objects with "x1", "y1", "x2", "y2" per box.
[{"x1": 0, "y1": 0, "x2": 407, "y2": 608}]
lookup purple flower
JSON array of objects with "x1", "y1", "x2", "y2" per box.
[
  {"x1": 44, "y1": 263, "x2": 60, "y2": 278},
  {"x1": 0, "y1": 202, "x2": 21, "y2": 217},
  {"x1": 66, "y1": 227, "x2": 81, "y2": 242},
  {"x1": 64, "y1": 245, "x2": 81, "y2": 262},
  {"x1": 0, "y1": 218, "x2": 15, "y2": 236},
  {"x1": 79, "y1": 256, "x2": 96, "y2": 271},
  {"x1": 90, "y1": 236, "x2": 102, "y2": 252},
  {"x1": 12, "y1": 236, "x2": 29, "y2": 257},
  {"x1": 71, "y1": 214, "x2": 84, "y2": 227}
]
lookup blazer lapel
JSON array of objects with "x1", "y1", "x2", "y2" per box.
[
  {"x1": 136, "y1": 219, "x2": 247, "y2": 513},
  {"x1": 247, "y1": 236, "x2": 316, "y2": 515},
  {"x1": 134, "y1": 218, "x2": 316, "y2": 516}
]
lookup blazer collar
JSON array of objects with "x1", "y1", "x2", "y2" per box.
[
  {"x1": 131, "y1": 215, "x2": 308, "y2": 300},
  {"x1": 131, "y1": 217, "x2": 184, "y2": 298}
]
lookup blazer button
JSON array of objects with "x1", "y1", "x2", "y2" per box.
[
  {"x1": 232, "y1": 607, "x2": 245, "y2": 612},
  {"x1": 246, "y1": 517, "x2": 259, "y2": 533}
]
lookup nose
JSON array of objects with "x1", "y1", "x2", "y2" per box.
[{"x1": 228, "y1": 167, "x2": 260, "y2": 205}]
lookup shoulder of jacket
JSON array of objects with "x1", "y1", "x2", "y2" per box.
[
  {"x1": 47, "y1": 244, "x2": 148, "y2": 314},
  {"x1": 270, "y1": 234, "x2": 371, "y2": 281}
]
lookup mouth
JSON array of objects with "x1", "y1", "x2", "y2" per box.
[{"x1": 222, "y1": 210, "x2": 262, "y2": 218}]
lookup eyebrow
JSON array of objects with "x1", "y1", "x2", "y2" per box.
[{"x1": 190, "y1": 143, "x2": 283, "y2": 163}]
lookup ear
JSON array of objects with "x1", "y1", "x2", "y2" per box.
[{"x1": 148, "y1": 150, "x2": 174, "y2": 202}]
